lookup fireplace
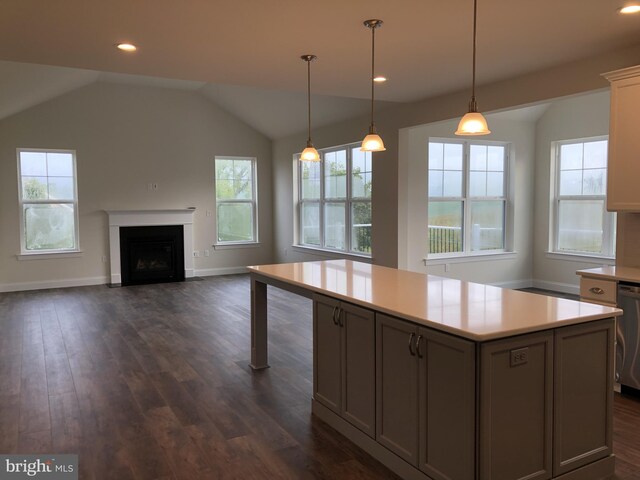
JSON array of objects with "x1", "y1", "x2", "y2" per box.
[
  {"x1": 106, "y1": 209, "x2": 195, "y2": 286},
  {"x1": 120, "y1": 225, "x2": 185, "y2": 286}
]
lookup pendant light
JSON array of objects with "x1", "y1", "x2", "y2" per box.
[
  {"x1": 300, "y1": 55, "x2": 320, "y2": 162},
  {"x1": 361, "y1": 19, "x2": 386, "y2": 152},
  {"x1": 455, "y1": 0, "x2": 491, "y2": 136}
]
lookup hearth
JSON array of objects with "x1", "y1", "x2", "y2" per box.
[{"x1": 119, "y1": 225, "x2": 185, "y2": 286}]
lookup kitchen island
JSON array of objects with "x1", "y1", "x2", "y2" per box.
[{"x1": 248, "y1": 260, "x2": 621, "y2": 480}]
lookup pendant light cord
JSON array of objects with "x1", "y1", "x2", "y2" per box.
[
  {"x1": 370, "y1": 25, "x2": 376, "y2": 129},
  {"x1": 307, "y1": 58, "x2": 312, "y2": 144},
  {"x1": 471, "y1": 0, "x2": 478, "y2": 106}
]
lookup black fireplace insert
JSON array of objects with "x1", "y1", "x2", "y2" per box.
[{"x1": 120, "y1": 225, "x2": 185, "y2": 286}]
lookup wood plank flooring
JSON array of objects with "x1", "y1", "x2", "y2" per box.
[{"x1": 0, "y1": 275, "x2": 638, "y2": 479}]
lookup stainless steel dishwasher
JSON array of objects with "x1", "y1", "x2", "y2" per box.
[{"x1": 617, "y1": 283, "x2": 640, "y2": 390}]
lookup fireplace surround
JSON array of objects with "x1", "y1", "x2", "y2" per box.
[{"x1": 107, "y1": 209, "x2": 195, "y2": 286}]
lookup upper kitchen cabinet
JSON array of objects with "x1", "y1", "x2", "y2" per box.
[{"x1": 604, "y1": 65, "x2": 640, "y2": 211}]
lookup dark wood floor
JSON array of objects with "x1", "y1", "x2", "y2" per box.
[{"x1": 0, "y1": 276, "x2": 639, "y2": 479}]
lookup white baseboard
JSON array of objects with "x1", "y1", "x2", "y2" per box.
[
  {"x1": 0, "y1": 275, "x2": 109, "y2": 293},
  {"x1": 532, "y1": 279, "x2": 580, "y2": 296},
  {"x1": 195, "y1": 266, "x2": 248, "y2": 277},
  {"x1": 489, "y1": 278, "x2": 534, "y2": 290}
]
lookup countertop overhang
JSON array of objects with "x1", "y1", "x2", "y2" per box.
[{"x1": 248, "y1": 260, "x2": 621, "y2": 342}]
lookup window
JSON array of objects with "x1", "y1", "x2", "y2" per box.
[
  {"x1": 214, "y1": 156, "x2": 257, "y2": 244},
  {"x1": 552, "y1": 138, "x2": 615, "y2": 257},
  {"x1": 17, "y1": 149, "x2": 79, "y2": 253},
  {"x1": 427, "y1": 139, "x2": 509, "y2": 256},
  {"x1": 297, "y1": 143, "x2": 372, "y2": 255}
]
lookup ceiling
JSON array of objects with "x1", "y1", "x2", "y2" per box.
[{"x1": 0, "y1": 0, "x2": 638, "y2": 137}]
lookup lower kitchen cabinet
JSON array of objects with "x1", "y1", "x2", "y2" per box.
[
  {"x1": 313, "y1": 294, "x2": 375, "y2": 437},
  {"x1": 480, "y1": 330, "x2": 554, "y2": 480},
  {"x1": 314, "y1": 301, "x2": 615, "y2": 480},
  {"x1": 377, "y1": 313, "x2": 475, "y2": 480},
  {"x1": 553, "y1": 320, "x2": 614, "y2": 476}
]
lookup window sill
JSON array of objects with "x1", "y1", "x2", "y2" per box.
[
  {"x1": 545, "y1": 251, "x2": 615, "y2": 265},
  {"x1": 424, "y1": 251, "x2": 517, "y2": 265},
  {"x1": 213, "y1": 242, "x2": 260, "y2": 250},
  {"x1": 292, "y1": 245, "x2": 372, "y2": 261},
  {"x1": 17, "y1": 250, "x2": 84, "y2": 261}
]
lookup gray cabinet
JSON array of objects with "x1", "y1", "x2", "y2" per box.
[
  {"x1": 313, "y1": 294, "x2": 375, "y2": 437},
  {"x1": 377, "y1": 313, "x2": 475, "y2": 479},
  {"x1": 553, "y1": 319, "x2": 614, "y2": 476},
  {"x1": 480, "y1": 330, "x2": 554, "y2": 480},
  {"x1": 376, "y1": 314, "x2": 419, "y2": 464},
  {"x1": 419, "y1": 328, "x2": 475, "y2": 480},
  {"x1": 315, "y1": 300, "x2": 615, "y2": 480}
]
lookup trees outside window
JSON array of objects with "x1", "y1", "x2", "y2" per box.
[
  {"x1": 214, "y1": 157, "x2": 257, "y2": 244},
  {"x1": 297, "y1": 143, "x2": 372, "y2": 255},
  {"x1": 17, "y1": 149, "x2": 79, "y2": 253}
]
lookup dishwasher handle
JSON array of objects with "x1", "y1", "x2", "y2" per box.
[{"x1": 618, "y1": 285, "x2": 640, "y2": 300}]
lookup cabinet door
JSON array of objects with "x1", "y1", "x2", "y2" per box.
[
  {"x1": 553, "y1": 319, "x2": 614, "y2": 477},
  {"x1": 341, "y1": 302, "x2": 376, "y2": 438},
  {"x1": 418, "y1": 328, "x2": 475, "y2": 480},
  {"x1": 376, "y1": 313, "x2": 419, "y2": 465},
  {"x1": 606, "y1": 67, "x2": 640, "y2": 211},
  {"x1": 480, "y1": 330, "x2": 553, "y2": 480},
  {"x1": 313, "y1": 294, "x2": 342, "y2": 414}
]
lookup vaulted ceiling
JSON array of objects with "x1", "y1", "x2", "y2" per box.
[{"x1": 0, "y1": 0, "x2": 638, "y2": 137}]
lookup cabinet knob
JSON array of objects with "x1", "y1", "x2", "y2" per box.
[{"x1": 589, "y1": 287, "x2": 605, "y2": 295}]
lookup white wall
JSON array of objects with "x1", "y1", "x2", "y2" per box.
[
  {"x1": 0, "y1": 82, "x2": 274, "y2": 291},
  {"x1": 398, "y1": 116, "x2": 536, "y2": 288},
  {"x1": 532, "y1": 90, "x2": 613, "y2": 294}
]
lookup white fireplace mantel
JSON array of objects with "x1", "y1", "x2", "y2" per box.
[{"x1": 106, "y1": 209, "x2": 195, "y2": 285}]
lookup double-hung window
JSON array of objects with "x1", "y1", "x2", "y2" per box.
[
  {"x1": 427, "y1": 139, "x2": 509, "y2": 256},
  {"x1": 552, "y1": 137, "x2": 615, "y2": 257},
  {"x1": 297, "y1": 143, "x2": 372, "y2": 255},
  {"x1": 214, "y1": 156, "x2": 258, "y2": 244},
  {"x1": 17, "y1": 149, "x2": 79, "y2": 254}
]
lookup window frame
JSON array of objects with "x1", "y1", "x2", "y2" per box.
[
  {"x1": 213, "y1": 156, "x2": 258, "y2": 246},
  {"x1": 295, "y1": 142, "x2": 372, "y2": 256},
  {"x1": 550, "y1": 136, "x2": 615, "y2": 258},
  {"x1": 16, "y1": 148, "x2": 80, "y2": 256},
  {"x1": 427, "y1": 138, "x2": 511, "y2": 259}
]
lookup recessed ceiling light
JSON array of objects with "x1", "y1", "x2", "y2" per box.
[
  {"x1": 373, "y1": 76, "x2": 387, "y2": 83},
  {"x1": 116, "y1": 43, "x2": 137, "y2": 52},
  {"x1": 619, "y1": 3, "x2": 640, "y2": 13}
]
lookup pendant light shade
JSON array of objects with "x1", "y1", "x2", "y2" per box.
[
  {"x1": 361, "y1": 19, "x2": 386, "y2": 152},
  {"x1": 455, "y1": 0, "x2": 490, "y2": 136},
  {"x1": 300, "y1": 54, "x2": 320, "y2": 162}
]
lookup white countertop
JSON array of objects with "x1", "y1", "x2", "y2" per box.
[
  {"x1": 577, "y1": 265, "x2": 640, "y2": 284},
  {"x1": 248, "y1": 260, "x2": 621, "y2": 341}
]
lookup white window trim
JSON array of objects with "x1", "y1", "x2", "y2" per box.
[
  {"x1": 16, "y1": 148, "x2": 80, "y2": 256},
  {"x1": 213, "y1": 156, "x2": 258, "y2": 246},
  {"x1": 424, "y1": 251, "x2": 518, "y2": 265},
  {"x1": 295, "y1": 142, "x2": 372, "y2": 256},
  {"x1": 550, "y1": 136, "x2": 615, "y2": 258},
  {"x1": 544, "y1": 251, "x2": 615, "y2": 264},
  {"x1": 427, "y1": 138, "x2": 512, "y2": 259}
]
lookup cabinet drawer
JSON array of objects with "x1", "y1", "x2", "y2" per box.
[{"x1": 580, "y1": 277, "x2": 617, "y2": 305}]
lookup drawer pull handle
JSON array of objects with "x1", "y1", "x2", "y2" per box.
[
  {"x1": 408, "y1": 333, "x2": 416, "y2": 356},
  {"x1": 415, "y1": 335, "x2": 424, "y2": 358},
  {"x1": 332, "y1": 306, "x2": 339, "y2": 325},
  {"x1": 589, "y1": 287, "x2": 605, "y2": 295}
]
